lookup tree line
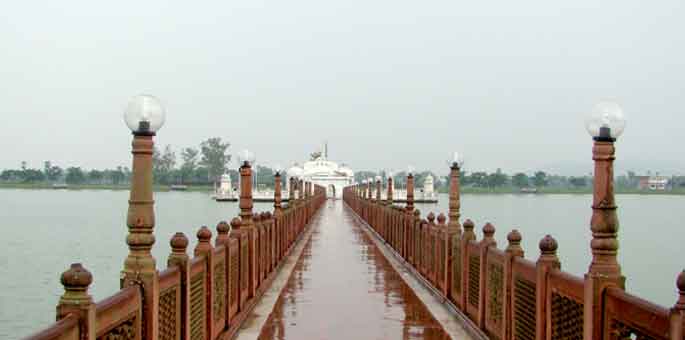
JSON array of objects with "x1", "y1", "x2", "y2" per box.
[{"x1": 2, "y1": 137, "x2": 240, "y2": 186}]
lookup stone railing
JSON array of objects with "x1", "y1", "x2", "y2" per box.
[
  {"x1": 343, "y1": 185, "x2": 685, "y2": 340},
  {"x1": 23, "y1": 185, "x2": 326, "y2": 340}
]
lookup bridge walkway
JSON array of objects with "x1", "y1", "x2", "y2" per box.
[{"x1": 240, "y1": 200, "x2": 473, "y2": 340}]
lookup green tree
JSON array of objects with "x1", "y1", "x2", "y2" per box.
[
  {"x1": 569, "y1": 176, "x2": 587, "y2": 188},
  {"x1": 487, "y1": 168, "x2": 508, "y2": 188},
  {"x1": 200, "y1": 138, "x2": 231, "y2": 184},
  {"x1": 88, "y1": 170, "x2": 104, "y2": 184},
  {"x1": 179, "y1": 147, "x2": 199, "y2": 184},
  {"x1": 23, "y1": 169, "x2": 45, "y2": 183},
  {"x1": 470, "y1": 172, "x2": 488, "y2": 187},
  {"x1": 153, "y1": 145, "x2": 177, "y2": 185},
  {"x1": 65, "y1": 167, "x2": 86, "y2": 184},
  {"x1": 512, "y1": 172, "x2": 529, "y2": 188},
  {"x1": 533, "y1": 171, "x2": 548, "y2": 187},
  {"x1": 44, "y1": 161, "x2": 63, "y2": 182}
]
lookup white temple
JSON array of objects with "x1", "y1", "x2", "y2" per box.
[{"x1": 287, "y1": 143, "x2": 354, "y2": 199}]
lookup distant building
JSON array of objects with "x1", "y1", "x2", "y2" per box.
[
  {"x1": 287, "y1": 143, "x2": 355, "y2": 199},
  {"x1": 637, "y1": 175, "x2": 669, "y2": 190}
]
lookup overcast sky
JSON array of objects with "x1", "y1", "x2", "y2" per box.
[{"x1": 1, "y1": 1, "x2": 683, "y2": 176}]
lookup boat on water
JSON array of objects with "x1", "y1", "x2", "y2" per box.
[
  {"x1": 214, "y1": 174, "x2": 237, "y2": 201},
  {"x1": 519, "y1": 187, "x2": 538, "y2": 194},
  {"x1": 169, "y1": 184, "x2": 188, "y2": 191},
  {"x1": 52, "y1": 183, "x2": 69, "y2": 189}
]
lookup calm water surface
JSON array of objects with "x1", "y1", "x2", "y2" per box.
[{"x1": 1, "y1": 189, "x2": 683, "y2": 339}]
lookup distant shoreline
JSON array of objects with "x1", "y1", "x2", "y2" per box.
[
  {"x1": 2, "y1": 183, "x2": 685, "y2": 195},
  {"x1": 0, "y1": 183, "x2": 214, "y2": 192}
]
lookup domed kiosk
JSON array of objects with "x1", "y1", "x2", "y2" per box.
[{"x1": 286, "y1": 144, "x2": 354, "y2": 199}]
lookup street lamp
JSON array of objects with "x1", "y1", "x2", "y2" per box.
[
  {"x1": 121, "y1": 94, "x2": 166, "y2": 340},
  {"x1": 584, "y1": 100, "x2": 626, "y2": 339},
  {"x1": 585, "y1": 100, "x2": 626, "y2": 141},
  {"x1": 123, "y1": 94, "x2": 166, "y2": 135}
]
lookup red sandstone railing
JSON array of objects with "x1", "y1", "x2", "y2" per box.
[
  {"x1": 23, "y1": 185, "x2": 326, "y2": 340},
  {"x1": 343, "y1": 185, "x2": 685, "y2": 340}
]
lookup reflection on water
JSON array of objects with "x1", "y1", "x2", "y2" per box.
[
  {"x1": 1, "y1": 189, "x2": 684, "y2": 339},
  {"x1": 258, "y1": 201, "x2": 449, "y2": 340}
]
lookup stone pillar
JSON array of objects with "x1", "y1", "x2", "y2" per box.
[
  {"x1": 448, "y1": 163, "x2": 462, "y2": 232},
  {"x1": 239, "y1": 161, "x2": 257, "y2": 297},
  {"x1": 537, "y1": 235, "x2": 560, "y2": 340},
  {"x1": 446, "y1": 163, "x2": 462, "y2": 300},
  {"x1": 168, "y1": 233, "x2": 190, "y2": 340},
  {"x1": 460, "y1": 219, "x2": 476, "y2": 308},
  {"x1": 387, "y1": 176, "x2": 394, "y2": 205},
  {"x1": 194, "y1": 226, "x2": 215, "y2": 338},
  {"x1": 57, "y1": 263, "x2": 96, "y2": 340},
  {"x1": 274, "y1": 172, "x2": 282, "y2": 214},
  {"x1": 584, "y1": 139, "x2": 625, "y2": 340},
  {"x1": 477, "y1": 223, "x2": 496, "y2": 327},
  {"x1": 289, "y1": 177, "x2": 295, "y2": 203},
  {"x1": 504, "y1": 230, "x2": 523, "y2": 340},
  {"x1": 376, "y1": 178, "x2": 381, "y2": 202},
  {"x1": 406, "y1": 173, "x2": 414, "y2": 212},
  {"x1": 121, "y1": 133, "x2": 159, "y2": 340}
]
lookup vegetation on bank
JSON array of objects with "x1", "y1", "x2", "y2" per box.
[{"x1": 4, "y1": 182, "x2": 685, "y2": 195}]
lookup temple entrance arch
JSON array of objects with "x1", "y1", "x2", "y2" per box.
[{"x1": 327, "y1": 184, "x2": 336, "y2": 199}]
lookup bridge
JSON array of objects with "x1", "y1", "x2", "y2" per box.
[{"x1": 21, "y1": 99, "x2": 685, "y2": 340}]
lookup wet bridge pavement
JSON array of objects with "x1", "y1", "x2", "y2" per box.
[{"x1": 253, "y1": 200, "x2": 455, "y2": 340}]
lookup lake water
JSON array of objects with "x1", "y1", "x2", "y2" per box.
[{"x1": 1, "y1": 189, "x2": 683, "y2": 339}]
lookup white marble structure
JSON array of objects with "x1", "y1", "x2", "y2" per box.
[{"x1": 287, "y1": 144, "x2": 354, "y2": 199}]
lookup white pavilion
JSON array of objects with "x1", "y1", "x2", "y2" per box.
[{"x1": 287, "y1": 144, "x2": 354, "y2": 199}]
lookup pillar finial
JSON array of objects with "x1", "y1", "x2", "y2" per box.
[
  {"x1": 506, "y1": 229, "x2": 524, "y2": 257},
  {"x1": 60, "y1": 263, "x2": 93, "y2": 303},
  {"x1": 216, "y1": 221, "x2": 230, "y2": 246}
]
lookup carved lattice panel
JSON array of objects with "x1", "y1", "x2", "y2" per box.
[
  {"x1": 550, "y1": 292, "x2": 583, "y2": 340},
  {"x1": 487, "y1": 262, "x2": 504, "y2": 334},
  {"x1": 189, "y1": 273, "x2": 205, "y2": 340},
  {"x1": 158, "y1": 287, "x2": 177, "y2": 340},
  {"x1": 229, "y1": 247, "x2": 239, "y2": 311},
  {"x1": 98, "y1": 315, "x2": 136, "y2": 340},
  {"x1": 214, "y1": 260, "x2": 226, "y2": 323},
  {"x1": 452, "y1": 238, "x2": 462, "y2": 295},
  {"x1": 241, "y1": 240, "x2": 249, "y2": 292},
  {"x1": 468, "y1": 255, "x2": 480, "y2": 307},
  {"x1": 514, "y1": 276, "x2": 536, "y2": 340},
  {"x1": 608, "y1": 319, "x2": 659, "y2": 340}
]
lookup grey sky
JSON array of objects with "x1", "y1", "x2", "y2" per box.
[{"x1": 1, "y1": 1, "x2": 684, "y2": 176}]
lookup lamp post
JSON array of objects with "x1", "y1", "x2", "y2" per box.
[
  {"x1": 121, "y1": 94, "x2": 166, "y2": 340},
  {"x1": 448, "y1": 152, "x2": 464, "y2": 233},
  {"x1": 386, "y1": 170, "x2": 394, "y2": 205},
  {"x1": 583, "y1": 100, "x2": 626, "y2": 340},
  {"x1": 406, "y1": 166, "x2": 415, "y2": 212},
  {"x1": 238, "y1": 149, "x2": 258, "y2": 297},
  {"x1": 375, "y1": 175, "x2": 382, "y2": 202},
  {"x1": 238, "y1": 150, "x2": 256, "y2": 225},
  {"x1": 274, "y1": 166, "x2": 283, "y2": 215},
  {"x1": 367, "y1": 178, "x2": 372, "y2": 200}
]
